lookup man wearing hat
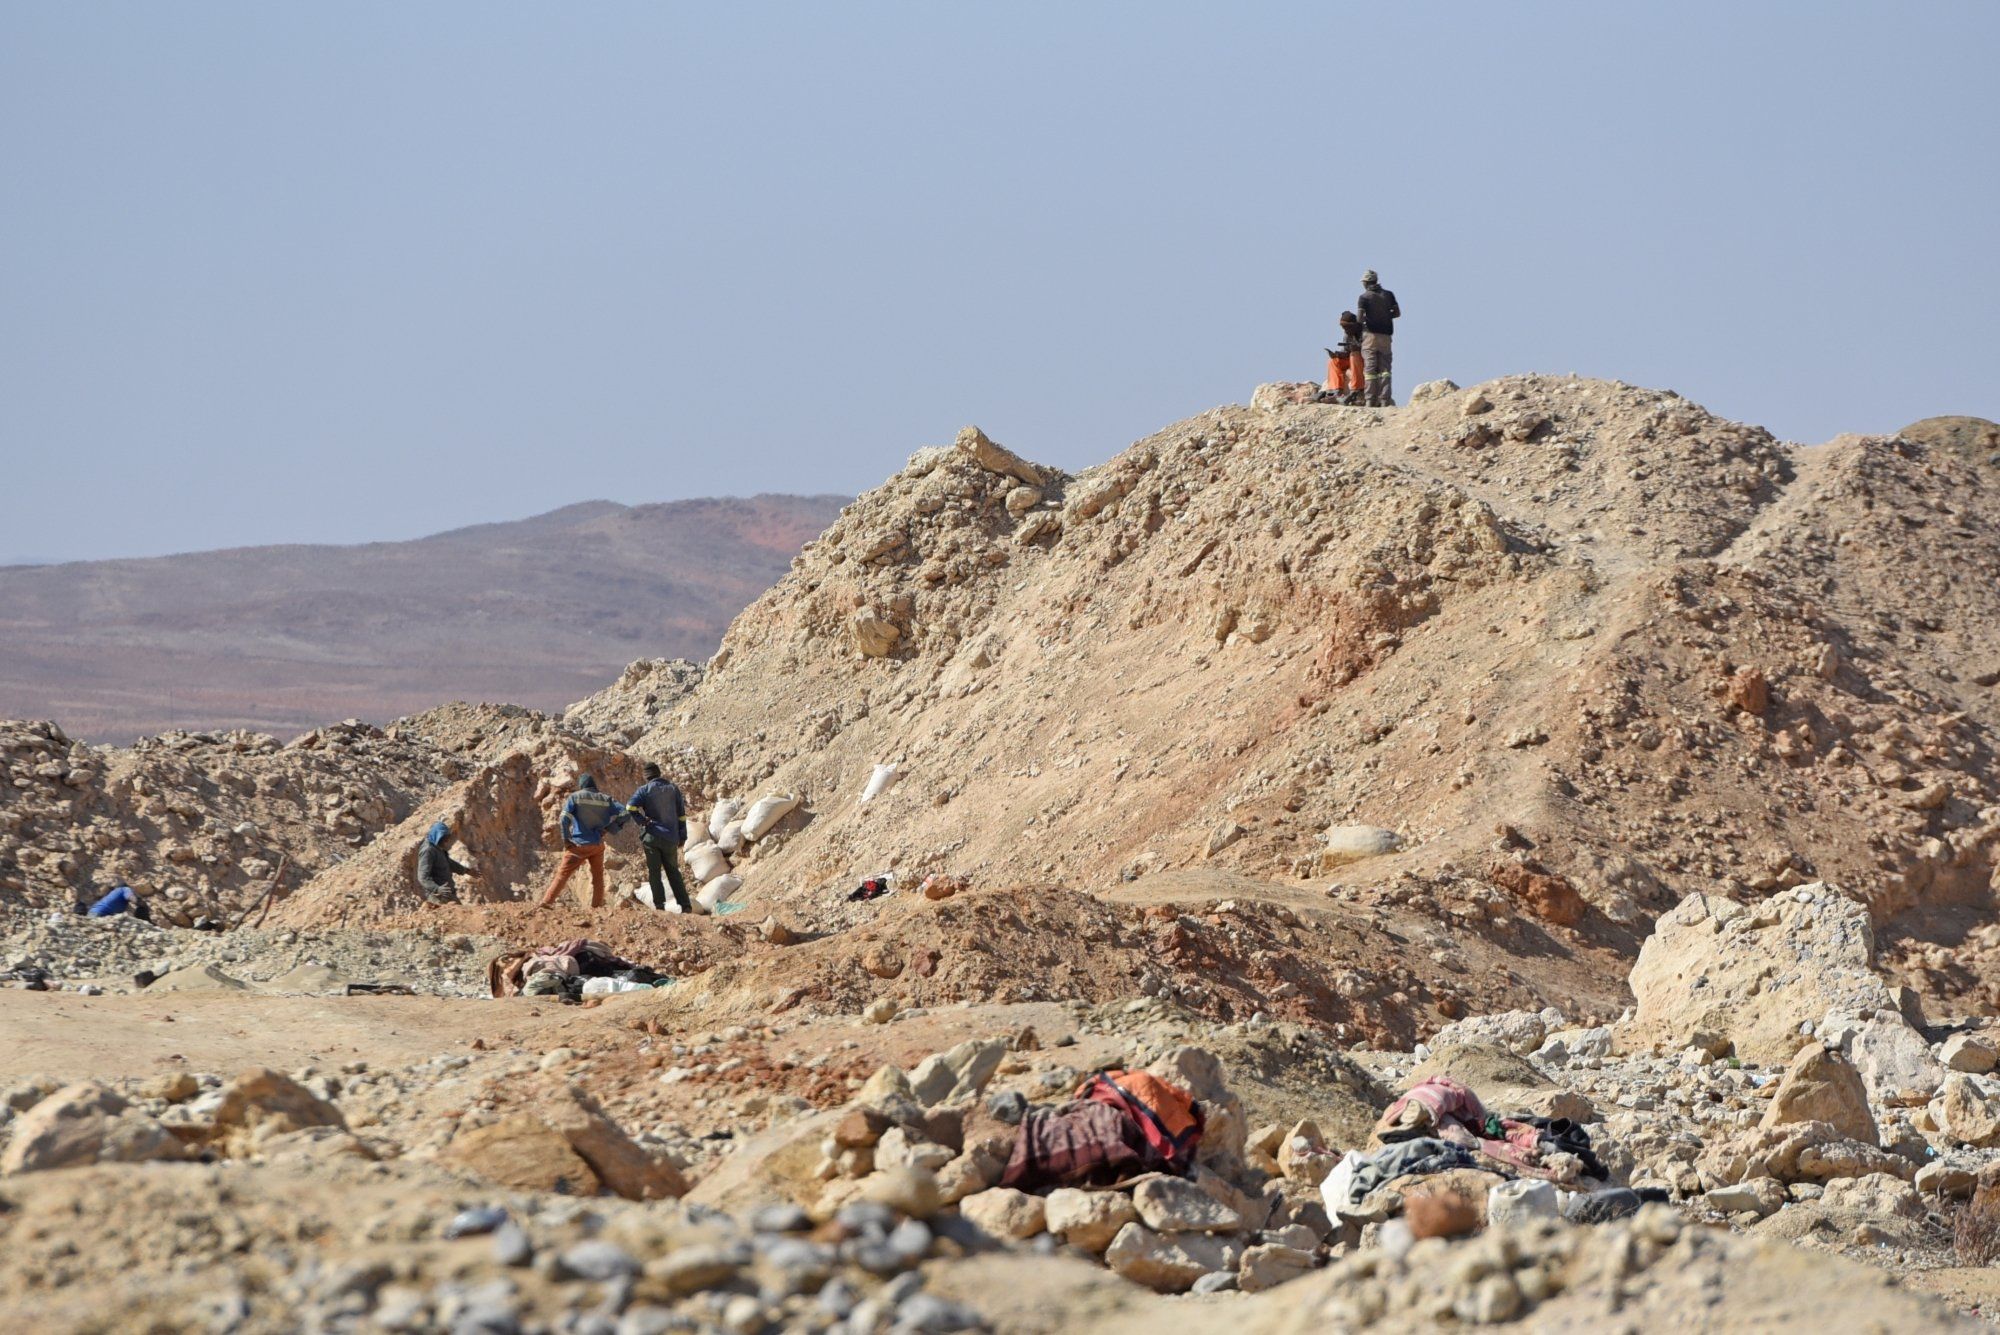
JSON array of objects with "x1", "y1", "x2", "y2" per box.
[{"x1": 1355, "y1": 269, "x2": 1402, "y2": 407}]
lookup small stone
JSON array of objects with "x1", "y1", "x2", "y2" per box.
[
  {"x1": 748, "y1": 1202, "x2": 811, "y2": 1233},
  {"x1": 444, "y1": 1205, "x2": 509, "y2": 1239},
  {"x1": 491, "y1": 1223, "x2": 533, "y2": 1268},
  {"x1": 643, "y1": 1244, "x2": 741, "y2": 1295},
  {"x1": 1133, "y1": 1175, "x2": 1243, "y2": 1233},
  {"x1": 1943, "y1": 1033, "x2": 1998, "y2": 1074},
  {"x1": 1044, "y1": 1188, "x2": 1139, "y2": 1253},
  {"x1": 558, "y1": 1241, "x2": 639, "y2": 1281},
  {"x1": 957, "y1": 1187, "x2": 1046, "y2": 1240},
  {"x1": 862, "y1": 997, "x2": 898, "y2": 1026},
  {"x1": 986, "y1": 1090, "x2": 1028, "y2": 1124}
]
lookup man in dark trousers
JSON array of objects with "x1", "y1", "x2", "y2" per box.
[
  {"x1": 1356, "y1": 269, "x2": 1402, "y2": 407},
  {"x1": 625, "y1": 762, "x2": 692, "y2": 912},
  {"x1": 415, "y1": 820, "x2": 475, "y2": 905}
]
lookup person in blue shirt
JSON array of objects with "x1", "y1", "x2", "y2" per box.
[
  {"x1": 625, "y1": 762, "x2": 692, "y2": 912},
  {"x1": 86, "y1": 885, "x2": 151, "y2": 922},
  {"x1": 535, "y1": 774, "x2": 629, "y2": 910}
]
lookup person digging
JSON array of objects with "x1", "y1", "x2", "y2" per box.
[
  {"x1": 415, "y1": 820, "x2": 475, "y2": 905},
  {"x1": 535, "y1": 774, "x2": 629, "y2": 911}
]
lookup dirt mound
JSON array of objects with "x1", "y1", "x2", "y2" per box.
[
  {"x1": 564, "y1": 377, "x2": 2000, "y2": 1017},
  {"x1": 0, "y1": 716, "x2": 459, "y2": 921},
  {"x1": 1900, "y1": 414, "x2": 2000, "y2": 466},
  {"x1": 267, "y1": 726, "x2": 648, "y2": 929}
]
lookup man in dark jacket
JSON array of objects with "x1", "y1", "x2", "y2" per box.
[
  {"x1": 1356, "y1": 269, "x2": 1401, "y2": 407},
  {"x1": 625, "y1": 762, "x2": 692, "y2": 912},
  {"x1": 537, "y1": 774, "x2": 629, "y2": 910},
  {"x1": 416, "y1": 820, "x2": 474, "y2": 905}
]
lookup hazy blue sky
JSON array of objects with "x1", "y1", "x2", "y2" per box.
[{"x1": 3, "y1": 3, "x2": 1995, "y2": 563}]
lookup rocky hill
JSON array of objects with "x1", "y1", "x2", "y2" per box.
[
  {"x1": 6, "y1": 390, "x2": 2000, "y2": 1332},
  {"x1": 0, "y1": 494, "x2": 844, "y2": 742},
  {"x1": 557, "y1": 382, "x2": 2000, "y2": 1021}
]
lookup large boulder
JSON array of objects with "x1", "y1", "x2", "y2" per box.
[
  {"x1": 957, "y1": 1186, "x2": 1046, "y2": 1240},
  {"x1": 0, "y1": 1083, "x2": 184, "y2": 1174},
  {"x1": 1935, "y1": 1075, "x2": 2000, "y2": 1148},
  {"x1": 1621, "y1": 885, "x2": 1905, "y2": 1065},
  {"x1": 1760, "y1": 1045, "x2": 1878, "y2": 1147},
  {"x1": 1132, "y1": 1175, "x2": 1245, "y2": 1234},
  {"x1": 954, "y1": 426, "x2": 1044, "y2": 487},
  {"x1": 1824, "y1": 1012, "x2": 1945, "y2": 1106},
  {"x1": 538, "y1": 1084, "x2": 688, "y2": 1200},
  {"x1": 438, "y1": 1085, "x2": 686, "y2": 1201},
  {"x1": 1407, "y1": 1043, "x2": 1593, "y2": 1123},
  {"x1": 440, "y1": 1115, "x2": 602, "y2": 1196},
  {"x1": 207, "y1": 1068, "x2": 345, "y2": 1155},
  {"x1": 1044, "y1": 1188, "x2": 1139, "y2": 1253},
  {"x1": 1321, "y1": 825, "x2": 1402, "y2": 868},
  {"x1": 1103, "y1": 1223, "x2": 1243, "y2": 1293},
  {"x1": 909, "y1": 1039, "x2": 1008, "y2": 1106}
]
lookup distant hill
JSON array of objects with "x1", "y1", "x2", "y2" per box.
[{"x1": 0, "y1": 494, "x2": 846, "y2": 741}]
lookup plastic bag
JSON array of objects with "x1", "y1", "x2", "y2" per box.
[
  {"x1": 580, "y1": 976, "x2": 648, "y2": 996},
  {"x1": 860, "y1": 763, "x2": 900, "y2": 802}
]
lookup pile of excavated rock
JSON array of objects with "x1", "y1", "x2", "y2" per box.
[
  {"x1": 795, "y1": 1035, "x2": 1333, "y2": 1298},
  {"x1": 0, "y1": 904, "x2": 497, "y2": 996}
]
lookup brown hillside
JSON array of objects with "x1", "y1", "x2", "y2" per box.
[{"x1": 0, "y1": 494, "x2": 844, "y2": 742}]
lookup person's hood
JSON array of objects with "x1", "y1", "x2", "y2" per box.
[
  {"x1": 576, "y1": 774, "x2": 599, "y2": 792},
  {"x1": 427, "y1": 821, "x2": 452, "y2": 848}
]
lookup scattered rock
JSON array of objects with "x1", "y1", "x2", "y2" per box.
[
  {"x1": 1102, "y1": 1223, "x2": 1242, "y2": 1294},
  {"x1": 1043, "y1": 1188, "x2": 1138, "y2": 1253},
  {"x1": 957, "y1": 1187, "x2": 1046, "y2": 1240},
  {"x1": 1760, "y1": 1045, "x2": 1879, "y2": 1147}
]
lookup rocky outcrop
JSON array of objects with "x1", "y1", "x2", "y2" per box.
[{"x1": 1621, "y1": 885, "x2": 1911, "y2": 1065}]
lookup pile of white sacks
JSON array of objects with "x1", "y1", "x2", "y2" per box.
[{"x1": 655, "y1": 793, "x2": 800, "y2": 914}]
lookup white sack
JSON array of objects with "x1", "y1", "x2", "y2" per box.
[
  {"x1": 860, "y1": 763, "x2": 901, "y2": 803},
  {"x1": 707, "y1": 799, "x2": 745, "y2": 842},
  {"x1": 741, "y1": 793, "x2": 800, "y2": 840},
  {"x1": 686, "y1": 842, "x2": 731, "y2": 885}
]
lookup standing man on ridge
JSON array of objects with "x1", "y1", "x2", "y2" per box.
[
  {"x1": 536, "y1": 774, "x2": 629, "y2": 911},
  {"x1": 1356, "y1": 269, "x2": 1401, "y2": 407},
  {"x1": 626, "y1": 762, "x2": 692, "y2": 913}
]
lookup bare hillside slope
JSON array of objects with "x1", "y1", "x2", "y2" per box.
[{"x1": 0, "y1": 494, "x2": 845, "y2": 741}]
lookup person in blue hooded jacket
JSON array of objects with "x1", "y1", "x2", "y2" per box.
[
  {"x1": 86, "y1": 884, "x2": 151, "y2": 921},
  {"x1": 415, "y1": 821, "x2": 475, "y2": 904},
  {"x1": 536, "y1": 774, "x2": 629, "y2": 910}
]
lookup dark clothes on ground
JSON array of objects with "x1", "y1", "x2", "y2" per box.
[{"x1": 1356, "y1": 284, "x2": 1400, "y2": 334}]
